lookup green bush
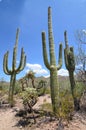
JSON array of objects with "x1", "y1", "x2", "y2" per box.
[
  {"x1": 14, "y1": 82, "x2": 22, "y2": 94},
  {"x1": 59, "y1": 94, "x2": 74, "y2": 119},
  {"x1": 74, "y1": 82, "x2": 86, "y2": 98},
  {"x1": 21, "y1": 87, "x2": 38, "y2": 110},
  {"x1": 45, "y1": 86, "x2": 50, "y2": 94},
  {"x1": 40, "y1": 102, "x2": 53, "y2": 112}
]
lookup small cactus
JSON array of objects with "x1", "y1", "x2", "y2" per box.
[
  {"x1": 42, "y1": 7, "x2": 62, "y2": 115},
  {"x1": 3, "y1": 28, "x2": 26, "y2": 106}
]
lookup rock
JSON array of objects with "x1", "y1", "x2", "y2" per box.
[
  {"x1": 19, "y1": 126, "x2": 23, "y2": 129},
  {"x1": 63, "y1": 121, "x2": 68, "y2": 127},
  {"x1": 13, "y1": 107, "x2": 20, "y2": 112},
  {"x1": 57, "y1": 119, "x2": 64, "y2": 130}
]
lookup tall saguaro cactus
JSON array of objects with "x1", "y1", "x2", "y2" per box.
[
  {"x1": 64, "y1": 31, "x2": 80, "y2": 111},
  {"x1": 3, "y1": 28, "x2": 26, "y2": 106},
  {"x1": 42, "y1": 7, "x2": 62, "y2": 115}
]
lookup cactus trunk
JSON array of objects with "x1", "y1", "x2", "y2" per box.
[
  {"x1": 50, "y1": 69, "x2": 59, "y2": 113},
  {"x1": 69, "y1": 71, "x2": 75, "y2": 97},
  {"x1": 9, "y1": 73, "x2": 16, "y2": 106},
  {"x1": 69, "y1": 71, "x2": 80, "y2": 111}
]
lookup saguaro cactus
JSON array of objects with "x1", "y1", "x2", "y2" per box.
[
  {"x1": 3, "y1": 28, "x2": 26, "y2": 106},
  {"x1": 64, "y1": 31, "x2": 80, "y2": 111},
  {"x1": 42, "y1": 7, "x2": 62, "y2": 115}
]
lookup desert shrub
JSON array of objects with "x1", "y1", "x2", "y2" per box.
[
  {"x1": 0, "y1": 78, "x2": 9, "y2": 92},
  {"x1": 0, "y1": 86, "x2": 3, "y2": 90},
  {"x1": 45, "y1": 86, "x2": 50, "y2": 94},
  {"x1": 58, "y1": 93, "x2": 74, "y2": 119},
  {"x1": 40, "y1": 103, "x2": 53, "y2": 112},
  {"x1": 0, "y1": 78, "x2": 8, "y2": 92},
  {"x1": 39, "y1": 78, "x2": 74, "y2": 118},
  {"x1": 74, "y1": 82, "x2": 86, "y2": 98},
  {"x1": 57, "y1": 84, "x2": 74, "y2": 119},
  {"x1": 0, "y1": 84, "x2": 9, "y2": 94},
  {"x1": 14, "y1": 82, "x2": 22, "y2": 94}
]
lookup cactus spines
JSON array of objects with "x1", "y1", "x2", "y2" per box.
[
  {"x1": 3, "y1": 28, "x2": 26, "y2": 106},
  {"x1": 64, "y1": 31, "x2": 80, "y2": 111},
  {"x1": 42, "y1": 7, "x2": 62, "y2": 115}
]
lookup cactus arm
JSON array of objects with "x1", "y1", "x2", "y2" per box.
[
  {"x1": 64, "y1": 30, "x2": 70, "y2": 70},
  {"x1": 48, "y1": 7, "x2": 56, "y2": 65},
  {"x1": 68, "y1": 47, "x2": 75, "y2": 71},
  {"x1": 64, "y1": 48, "x2": 69, "y2": 70},
  {"x1": 64, "y1": 30, "x2": 75, "y2": 71},
  {"x1": 64, "y1": 30, "x2": 68, "y2": 48},
  {"x1": 57, "y1": 43, "x2": 63, "y2": 70},
  {"x1": 15, "y1": 28, "x2": 19, "y2": 48},
  {"x1": 16, "y1": 48, "x2": 26, "y2": 74},
  {"x1": 3, "y1": 53, "x2": 10, "y2": 75},
  {"x1": 3, "y1": 51, "x2": 12, "y2": 75},
  {"x1": 42, "y1": 32, "x2": 50, "y2": 69},
  {"x1": 20, "y1": 54, "x2": 26, "y2": 71},
  {"x1": 70, "y1": 47, "x2": 75, "y2": 69}
]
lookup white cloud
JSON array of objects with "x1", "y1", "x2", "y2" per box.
[
  {"x1": 58, "y1": 69, "x2": 69, "y2": 76},
  {"x1": 76, "y1": 64, "x2": 83, "y2": 69},
  {"x1": 25, "y1": 63, "x2": 69, "y2": 77},
  {"x1": 26, "y1": 63, "x2": 41, "y2": 70},
  {"x1": 44, "y1": 69, "x2": 69, "y2": 78},
  {"x1": 25, "y1": 63, "x2": 48, "y2": 76},
  {"x1": 44, "y1": 74, "x2": 50, "y2": 78}
]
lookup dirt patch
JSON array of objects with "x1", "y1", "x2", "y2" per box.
[{"x1": 0, "y1": 108, "x2": 20, "y2": 130}]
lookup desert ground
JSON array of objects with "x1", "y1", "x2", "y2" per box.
[{"x1": 0, "y1": 94, "x2": 86, "y2": 130}]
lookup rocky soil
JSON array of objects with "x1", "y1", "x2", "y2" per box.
[{"x1": 0, "y1": 94, "x2": 86, "y2": 130}]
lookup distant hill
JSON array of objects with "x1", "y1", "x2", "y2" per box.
[{"x1": 0, "y1": 75, "x2": 69, "y2": 89}]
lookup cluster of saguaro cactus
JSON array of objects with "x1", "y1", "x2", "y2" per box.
[
  {"x1": 3, "y1": 28, "x2": 26, "y2": 107},
  {"x1": 2, "y1": 6, "x2": 80, "y2": 114},
  {"x1": 64, "y1": 31, "x2": 80, "y2": 111},
  {"x1": 42, "y1": 7, "x2": 62, "y2": 115}
]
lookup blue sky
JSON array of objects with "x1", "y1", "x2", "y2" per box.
[{"x1": 0, "y1": 0, "x2": 86, "y2": 81}]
